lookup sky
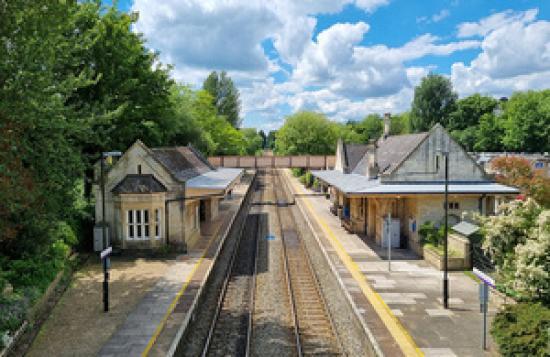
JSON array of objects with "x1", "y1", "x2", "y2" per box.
[{"x1": 106, "y1": 0, "x2": 550, "y2": 131}]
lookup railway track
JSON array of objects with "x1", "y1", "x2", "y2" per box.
[
  {"x1": 272, "y1": 169, "x2": 343, "y2": 356},
  {"x1": 201, "y1": 202, "x2": 260, "y2": 356}
]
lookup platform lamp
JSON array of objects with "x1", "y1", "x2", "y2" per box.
[
  {"x1": 437, "y1": 148, "x2": 450, "y2": 309},
  {"x1": 100, "y1": 151, "x2": 122, "y2": 312}
]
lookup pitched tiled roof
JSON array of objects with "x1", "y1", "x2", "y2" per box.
[
  {"x1": 376, "y1": 132, "x2": 429, "y2": 174},
  {"x1": 343, "y1": 143, "x2": 370, "y2": 173},
  {"x1": 151, "y1": 146, "x2": 212, "y2": 181},
  {"x1": 112, "y1": 174, "x2": 167, "y2": 194}
]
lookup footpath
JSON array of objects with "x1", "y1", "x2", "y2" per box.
[{"x1": 283, "y1": 169, "x2": 497, "y2": 357}]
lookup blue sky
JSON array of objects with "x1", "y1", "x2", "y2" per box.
[{"x1": 106, "y1": 0, "x2": 550, "y2": 130}]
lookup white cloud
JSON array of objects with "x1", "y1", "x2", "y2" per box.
[
  {"x1": 452, "y1": 10, "x2": 550, "y2": 97},
  {"x1": 294, "y1": 26, "x2": 479, "y2": 98},
  {"x1": 457, "y1": 8, "x2": 538, "y2": 38},
  {"x1": 418, "y1": 9, "x2": 450, "y2": 24},
  {"x1": 432, "y1": 9, "x2": 450, "y2": 23}
]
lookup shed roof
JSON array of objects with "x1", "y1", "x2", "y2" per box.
[
  {"x1": 452, "y1": 221, "x2": 480, "y2": 236},
  {"x1": 112, "y1": 174, "x2": 167, "y2": 194}
]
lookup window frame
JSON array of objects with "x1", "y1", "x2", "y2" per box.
[{"x1": 126, "y1": 209, "x2": 151, "y2": 240}]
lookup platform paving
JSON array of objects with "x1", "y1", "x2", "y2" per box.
[
  {"x1": 283, "y1": 169, "x2": 497, "y2": 357},
  {"x1": 99, "y1": 176, "x2": 253, "y2": 357}
]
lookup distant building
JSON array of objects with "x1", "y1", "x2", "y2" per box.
[
  {"x1": 471, "y1": 152, "x2": 550, "y2": 178},
  {"x1": 312, "y1": 115, "x2": 519, "y2": 256},
  {"x1": 94, "y1": 140, "x2": 242, "y2": 251}
]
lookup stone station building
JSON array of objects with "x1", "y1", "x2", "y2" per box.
[
  {"x1": 94, "y1": 140, "x2": 242, "y2": 251},
  {"x1": 313, "y1": 115, "x2": 519, "y2": 256}
]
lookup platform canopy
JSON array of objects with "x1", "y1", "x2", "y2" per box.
[
  {"x1": 186, "y1": 167, "x2": 243, "y2": 191},
  {"x1": 312, "y1": 170, "x2": 520, "y2": 196}
]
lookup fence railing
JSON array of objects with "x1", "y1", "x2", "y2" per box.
[{"x1": 208, "y1": 155, "x2": 335, "y2": 169}]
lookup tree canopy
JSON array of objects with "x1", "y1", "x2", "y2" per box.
[
  {"x1": 203, "y1": 71, "x2": 242, "y2": 128},
  {"x1": 275, "y1": 112, "x2": 338, "y2": 155},
  {"x1": 410, "y1": 73, "x2": 458, "y2": 132}
]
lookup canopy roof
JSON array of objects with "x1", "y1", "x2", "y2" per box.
[
  {"x1": 312, "y1": 170, "x2": 519, "y2": 196},
  {"x1": 186, "y1": 168, "x2": 242, "y2": 190}
]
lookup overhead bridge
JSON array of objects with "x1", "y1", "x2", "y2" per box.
[{"x1": 208, "y1": 155, "x2": 335, "y2": 169}]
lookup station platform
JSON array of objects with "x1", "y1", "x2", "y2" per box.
[
  {"x1": 282, "y1": 169, "x2": 497, "y2": 357},
  {"x1": 99, "y1": 173, "x2": 255, "y2": 357}
]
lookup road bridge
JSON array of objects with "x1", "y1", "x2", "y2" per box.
[{"x1": 208, "y1": 155, "x2": 335, "y2": 169}]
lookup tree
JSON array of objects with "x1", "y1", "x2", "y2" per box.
[
  {"x1": 410, "y1": 74, "x2": 457, "y2": 132},
  {"x1": 266, "y1": 130, "x2": 277, "y2": 150},
  {"x1": 241, "y1": 128, "x2": 263, "y2": 155},
  {"x1": 203, "y1": 71, "x2": 241, "y2": 128},
  {"x1": 473, "y1": 113, "x2": 505, "y2": 151},
  {"x1": 192, "y1": 90, "x2": 245, "y2": 155},
  {"x1": 448, "y1": 94, "x2": 498, "y2": 131},
  {"x1": 502, "y1": 90, "x2": 550, "y2": 152},
  {"x1": 353, "y1": 114, "x2": 383, "y2": 142},
  {"x1": 492, "y1": 156, "x2": 550, "y2": 207},
  {"x1": 333, "y1": 123, "x2": 363, "y2": 144},
  {"x1": 275, "y1": 112, "x2": 337, "y2": 155},
  {"x1": 258, "y1": 130, "x2": 267, "y2": 148},
  {"x1": 389, "y1": 112, "x2": 411, "y2": 135}
]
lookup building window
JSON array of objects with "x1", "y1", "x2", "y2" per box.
[
  {"x1": 137, "y1": 165, "x2": 142, "y2": 174},
  {"x1": 154, "y1": 208, "x2": 161, "y2": 239},
  {"x1": 127, "y1": 209, "x2": 150, "y2": 240},
  {"x1": 448, "y1": 202, "x2": 459, "y2": 210},
  {"x1": 435, "y1": 154, "x2": 440, "y2": 171}
]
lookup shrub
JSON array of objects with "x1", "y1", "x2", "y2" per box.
[
  {"x1": 491, "y1": 302, "x2": 550, "y2": 356},
  {"x1": 419, "y1": 221, "x2": 444, "y2": 246},
  {"x1": 304, "y1": 171, "x2": 313, "y2": 188},
  {"x1": 291, "y1": 168, "x2": 304, "y2": 177},
  {"x1": 0, "y1": 293, "x2": 30, "y2": 348}
]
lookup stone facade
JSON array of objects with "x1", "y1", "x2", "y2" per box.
[
  {"x1": 317, "y1": 123, "x2": 517, "y2": 256},
  {"x1": 94, "y1": 140, "x2": 240, "y2": 251}
]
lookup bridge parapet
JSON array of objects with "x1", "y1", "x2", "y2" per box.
[{"x1": 208, "y1": 155, "x2": 335, "y2": 169}]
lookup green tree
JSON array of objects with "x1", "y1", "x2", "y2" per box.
[
  {"x1": 502, "y1": 90, "x2": 550, "y2": 152},
  {"x1": 192, "y1": 91, "x2": 245, "y2": 155},
  {"x1": 275, "y1": 112, "x2": 337, "y2": 155},
  {"x1": 410, "y1": 74, "x2": 457, "y2": 132},
  {"x1": 266, "y1": 130, "x2": 277, "y2": 150},
  {"x1": 241, "y1": 128, "x2": 264, "y2": 155},
  {"x1": 333, "y1": 123, "x2": 363, "y2": 144},
  {"x1": 448, "y1": 94, "x2": 498, "y2": 131},
  {"x1": 474, "y1": 113, "x2": 505, "y2": 151},
  {"x1": 353, "y1": 114, "x2": 383, "y2": 142},
  {"x1": 389, "y1": 112, "x2": 411, "y2": 135},
  {"x1": 203, "y1": 71, "x2": 241, "y2": 128}
]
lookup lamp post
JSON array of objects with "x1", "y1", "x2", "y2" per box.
[
  {"x1": 100, "y1": 151, "x2": 122, "y2": 312},
  {"x1": 442, "y1": 151, "x2": 449, "y2": 309}
]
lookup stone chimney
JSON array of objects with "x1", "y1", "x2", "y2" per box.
[
  {"x1": 383, "y1": 112, "x2": 391, "y2": 139},
  {"x1": 366, "y1": 139, "x2": 378, "y2": 179}
]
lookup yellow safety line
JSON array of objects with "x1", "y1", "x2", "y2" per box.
[
  {"x1": 141, "y1": 235, "x2": 218, "y2": 356},
  {"x1": 285, "y1": 170, "x2": 423, "y2": 357}
]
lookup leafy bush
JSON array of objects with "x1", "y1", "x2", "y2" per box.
[
  {"x1": 419, "y1": 221, "x2": 444, "y2": 246},
  {"x1": 312, "y1": 178, "x2": 320, "y2": 190},
  {"x1": 304, "y1": 171, "x2": 314, "y2": 188},
  {"x1": 0, "y1": 293, "x2": 30, "y2": 348},
  {"x1": 6, "y1": 239, "x2": 70, "y2": 293},
  {"x1": 480, "y1": 199, "x2": 549, "y2": 302},
  {"x1": 491, "y1": 302, "x2": 550, "y2": 356},
  {"x1": 291, "y1": 168, "x2": 304, "y2": 177}
]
